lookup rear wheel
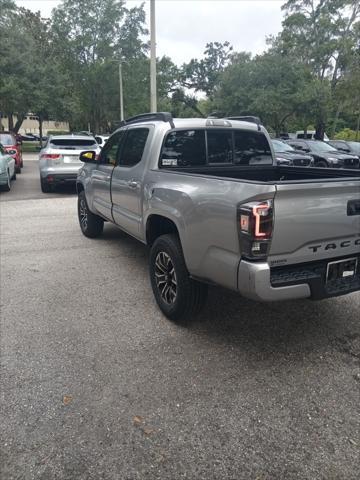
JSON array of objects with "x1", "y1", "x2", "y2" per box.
[
  {"x1": 40, "y1": 177, "x2": 52, "y2": 193},
  {"x1": 11, "y1": 169, "x2": 16, "y2": 180},
  {"x1": 78, "y1": 190, "x2": 104, "y2": 238},
  {"x1": 149, "y1": 234, "x2": 208, "y2": 324},
  {"x1": 15, "y1": 164, "x2": 21, "y2": 174}
]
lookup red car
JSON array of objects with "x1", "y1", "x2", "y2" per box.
[{"x1": 0, "y1": 132, "x2": 23, "y2": 173}]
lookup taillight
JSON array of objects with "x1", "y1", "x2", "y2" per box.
[
  {"x1": 41, "y1": 154, "x2": 61, "y2": 160},
  {"x1": 41, "y1": 154, "x2": 62, "y2": 165},
  {"x1": 238, "y1": 199, "x2": 273, "y2": 260}
]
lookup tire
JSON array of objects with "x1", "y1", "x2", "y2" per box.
[
  {"x1": 2, "y1": 171, "x2": 11, "y2": 191},
  {"x1": 149, "y1": 234, "x2": 208, "y2": 324},
  {"x1": 77, "y1": 190, "x2": 104, "y2": 238},
  {"x1": 11, "y1": 169, "x2": 16, "y2": 180},
  {"x1": 40, "y1": 177, "x2": 52, "y2": 193},
  {"x1": 316, "y1": 160, "x2": 328, "y2": 168},
  {"x1": 15, "y1": 165, "x2": 21, "y2": 174}
]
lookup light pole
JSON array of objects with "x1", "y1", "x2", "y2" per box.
[
  {"x1": 119, "y1": 60, "x2": 124, "y2": 121},
  {"x1": 150, "y1": 0, "x2": 157, "y2": 112}
]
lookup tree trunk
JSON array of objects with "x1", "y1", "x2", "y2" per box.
[
  {"x1": 7, "y1": 113, "x2": 14, "y2": 131},
  {"x1": 314, "y1": 122, "x2": 325, "y2": 140},
  {"x1": 332, "y1": 104, "x2": 342, "y2": 138},
  {"x1": 39, "y1": 115, "x2": 43, "y2": 148},
  {"x1": 14, "y1": 114, "x2": 25, "y2": 133}
]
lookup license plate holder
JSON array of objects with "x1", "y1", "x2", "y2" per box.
[
  {"x1": 63, "y1": 156, "x2": 80, "y2": 163},
  {"x1": 326, "y1": 257, "x2": 358, "y2": 284}
]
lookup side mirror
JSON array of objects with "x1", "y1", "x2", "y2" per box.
[
  {"x1": 80, "y1": 150, "x2": 97, "y2": 163},
  {"x1": 17, "y1": 140, "x2": 22, "y2": 145}
]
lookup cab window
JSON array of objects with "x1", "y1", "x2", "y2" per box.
[
  {"x1": 99, "y1": 131, "x2": 124, "y2": 165},
  {"x1": 119, "y1": 128, "x2": 149, "y2": 167}
]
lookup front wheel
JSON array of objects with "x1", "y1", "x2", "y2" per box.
[
  {"x1": 78, "y1": 190, "x2": 104, "y2": 238},
  {"x1": 315, "y1": 160, "x2": 328, "y2": 168},
  {"x1": 149, "y1": 234, "x2": 208, "y2": 324}
]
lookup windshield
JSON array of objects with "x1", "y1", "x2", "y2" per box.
[
  {"x1": 0, "y1": 134, "x2": 15, "y2": 146},
  {"x1": 348, "y1": 142, "x2": 360, "y2": 155},
  {"x1": 309, "y1": 141, "x2": 337, "y2": 153},
  {"x1": 272, "y1": 140, "x2": 294, "y2": 153}
]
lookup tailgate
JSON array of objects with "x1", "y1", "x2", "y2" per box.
[{"x1": 269, "y1": 179, "x2": 360, "y2": 265}]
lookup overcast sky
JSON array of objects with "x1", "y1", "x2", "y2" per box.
[{"x1": 16, "y1": 0, "x2": 284, "y2": 64}]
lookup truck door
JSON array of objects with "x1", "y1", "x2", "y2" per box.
[
  {"x1": 111, "y1": 126, "x2": 151, "y2": 238},
  {"x1": 91, "y1": 131, "x2": 125, "y2": 220}
]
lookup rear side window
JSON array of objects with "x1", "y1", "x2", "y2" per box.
[
  {"x1": 234, "y1": 131, "x2": 272, "y2": 165},
  {"x1": 160, "y1": 130, "x2": 206, "y2": 167},
  {"x1": 119, "y1": 128, "x2": 149, "y2": 167}
]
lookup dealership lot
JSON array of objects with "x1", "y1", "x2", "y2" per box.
[{"x1": 1, "y1": 156, "x2": 359, "y2": 479}]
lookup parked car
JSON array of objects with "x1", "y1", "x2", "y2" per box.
[
  {"x1": 285, "y1": 139, "x2": 359, "y2": 168},
  {"x1": 0, "y1": 143, "x2": 16, "y2": 191},
  {"x1": 272, "y1": 139, "x2": 313, "y2": 166},
  {"x1": 327, "y1": 140, "x2": 360, "y2": 157},
  {"x1": 21, "y1": 133, "x2": 47, "y2": 142},
  {"x1": 0, "y1": 132, "x2": 23, "y2": 173},
  {"x1": 95, "y1": 135, "x2": 110, "y2": 148},
  {"x1": 295, "y1": 130, "x2": 329, "y2": 141},
  {"x1": 39, "y1": 134, "x2": 100, "y2": 192},
  {"x1": 76, "y1": 112, "x2": 360, "y2": 323}
]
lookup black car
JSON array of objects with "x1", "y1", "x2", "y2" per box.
[
  {"x1": 327, "y1": 140, "x2": 360, "y2": 157},
  {"x1": 272, "y1": 139, "x2": 313, "y2": 166},
  {"x1": 285, "y1": 139, "x2": 359, "y2": 169}
]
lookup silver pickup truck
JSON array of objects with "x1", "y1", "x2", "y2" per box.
[{"x1": 76, "y1": 113, "x2": 360, "y2": 323}]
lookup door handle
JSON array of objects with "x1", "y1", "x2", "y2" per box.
[{"x1": 128, "y1": 180, "x2": 139, "y2": 189}]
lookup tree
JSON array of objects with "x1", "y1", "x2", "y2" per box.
[
  {"x1": 180, "y1": 41, "x2": 233, "y2": 99},
  {"x1": 213, "y1": 52, "x2": 317, "y2": 136},
  {"x1": 270, "y1": 0, "x2": 360, "y2": 138},
  {"x1": 51, "y1": 0, "x2": 150, "y2": 132}
]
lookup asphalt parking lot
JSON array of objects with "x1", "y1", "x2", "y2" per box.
[{"x1": 1, "y1": 155, "x2": 359, "y2": 480}]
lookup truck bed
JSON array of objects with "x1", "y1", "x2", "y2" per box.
[{"x1": 163, "y1": 165, "x2": 360, "y2": 183}]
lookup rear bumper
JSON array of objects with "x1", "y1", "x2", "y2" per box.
[
  {"x1": 41, "y1": 173, "x2": 78, "y2": 184},
  {"x1": 238, "y1": 260, "x2": 311, "y2": 301},
  {"x1": 40, "y1": 165, "x2": 82, "y2": 179},
  {"x1": 238, "y1": 254, "x2": 360, "y2": 301}
]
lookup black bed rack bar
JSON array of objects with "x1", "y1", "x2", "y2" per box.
[{"x1": 116, "y1": 112, "x2": 175, "y2": 129}]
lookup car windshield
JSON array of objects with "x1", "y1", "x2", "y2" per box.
[
  {"x1": 0, "y1": 134, "x2": 15, "y2": 146},
  {"x1": 348, "y1": 142, "x2": 360, "y2": 154},
  {"x1": 272, "y1": 140, "x2": 294, "y2": 153},
  {"x1": 309, "y1": 141, "x2": 337, "y2": 153}
]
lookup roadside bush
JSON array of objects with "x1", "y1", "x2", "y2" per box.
[
  {"x1": 334, "y1": 128, "x2": 359, "y2": 141},
  {"x1": 46, "y1": 130, "x2": 70, "y2": 135}
]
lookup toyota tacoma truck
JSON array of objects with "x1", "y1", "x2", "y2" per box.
[{"x1": 76, "y1": 113, "x2": 360, "y2": 323}]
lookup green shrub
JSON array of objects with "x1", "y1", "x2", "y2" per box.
[{"x1": 334, "y1": 128, "x2": 359, "y2": 141}]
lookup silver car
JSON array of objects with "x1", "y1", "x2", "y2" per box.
[
  {"x1": 94, "y1": 135, "x2": 109, "y2": 148},
  {"x1": 39, "y1": 135, "x2": 100, "y2": 193},
  {"x1": 0, "y1": 143, "x2": 16, "y2": 191}
]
